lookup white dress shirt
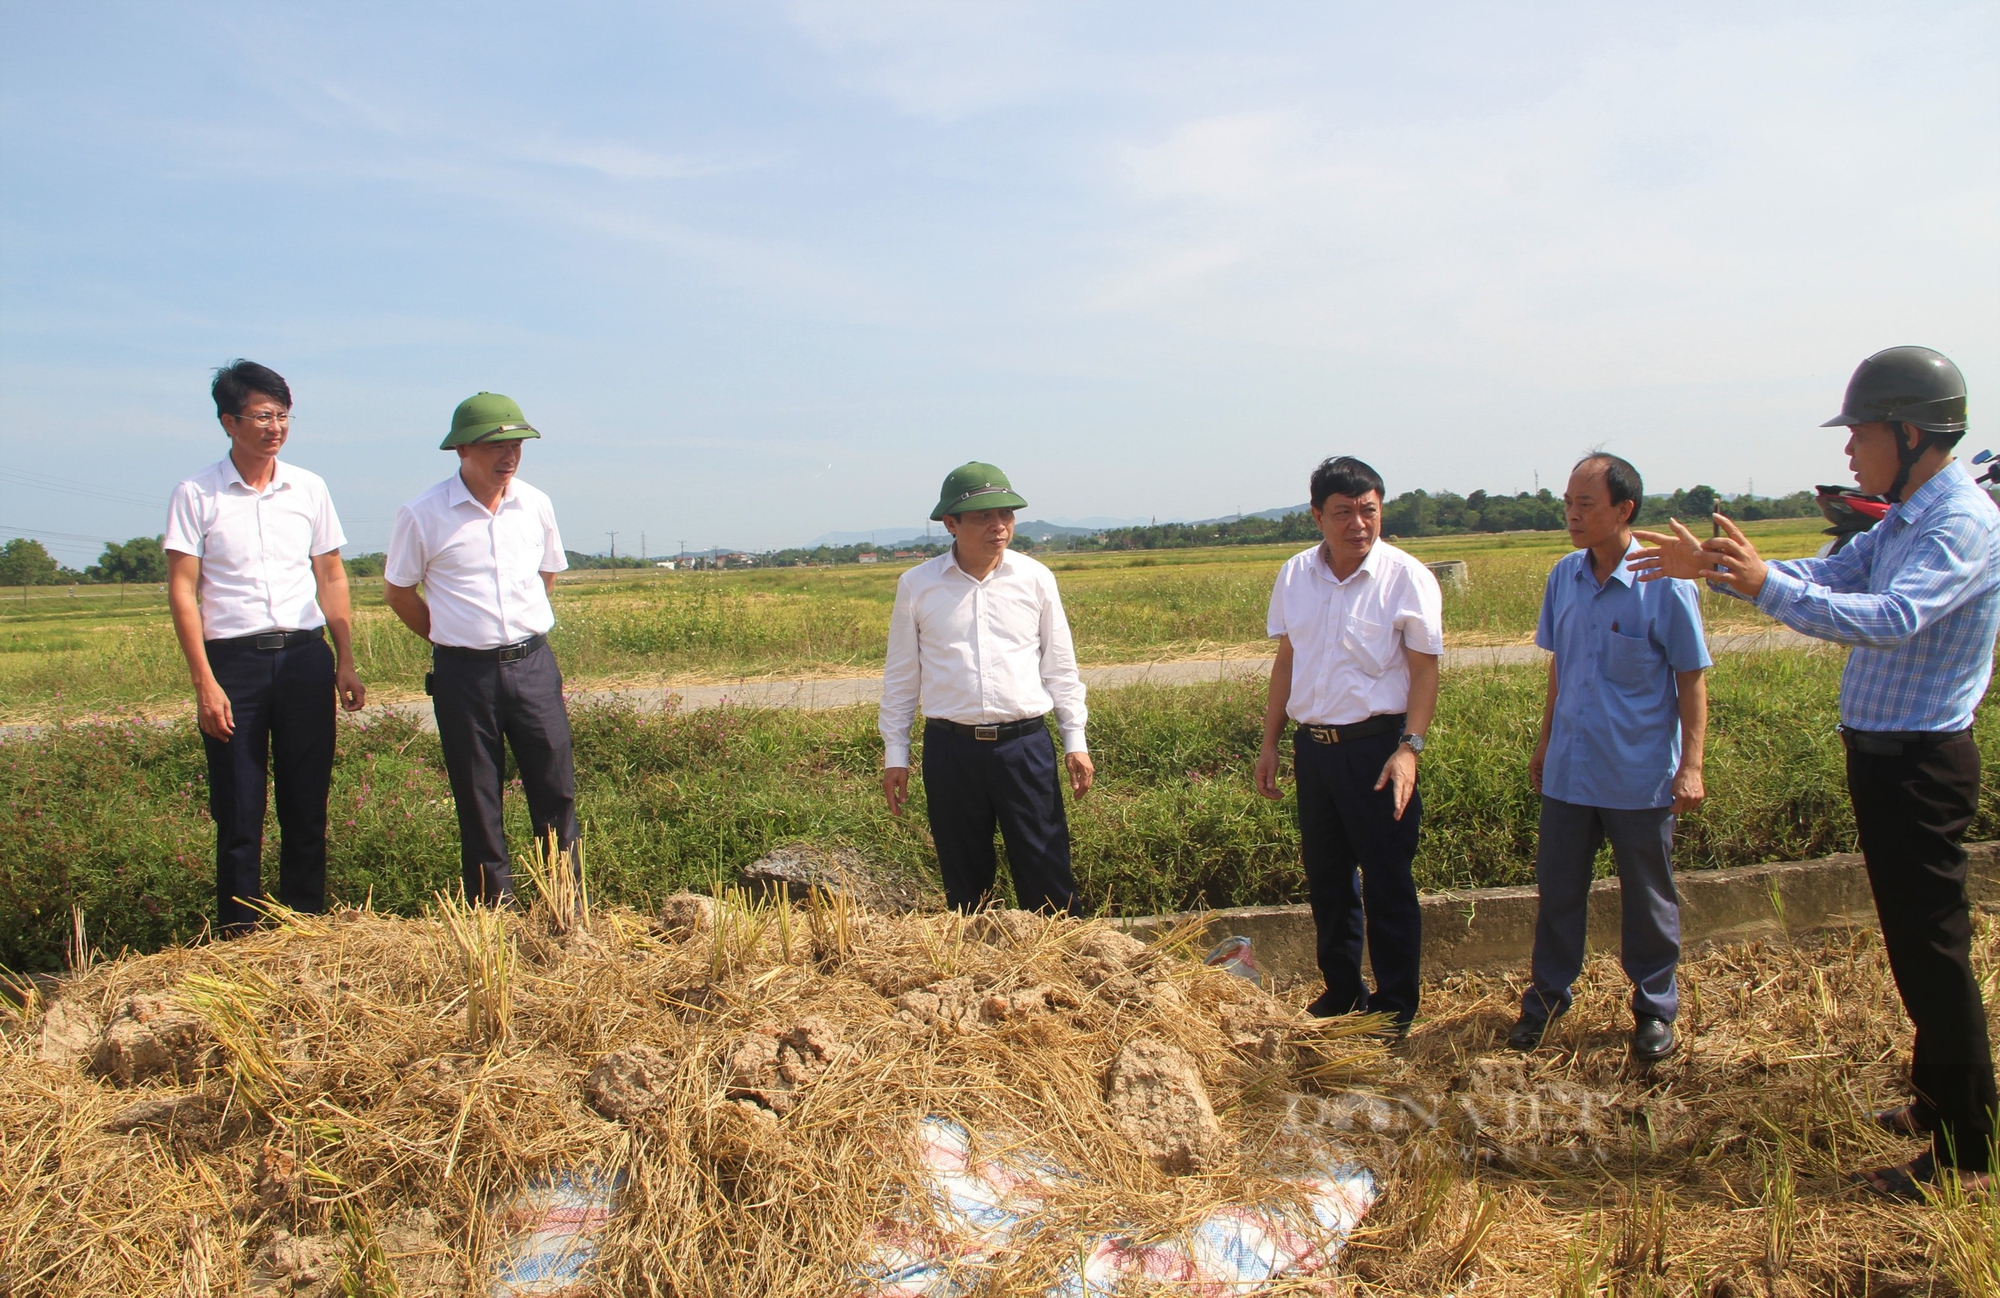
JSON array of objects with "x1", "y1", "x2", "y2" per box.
[
  {"x1": 879, "y1": 548, "x2": 1088, "y2": 768},
  {"x1": 384, "y1": 473, "x2": 567, "y2": 650},
  {"x1": 163, "y1": 457, "x2": 347, "y2": 640},
  {"x1": 1267, "y1": 540, "x2": 1444, "y2": 726}
]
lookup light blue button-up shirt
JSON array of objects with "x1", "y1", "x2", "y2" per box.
[
  {"x1": 1746, "y1": 460, "x2": 2000, "y2": 733},
  {"x1": 1538, "y1": 543, "x2": 1711, "y2": 810}
]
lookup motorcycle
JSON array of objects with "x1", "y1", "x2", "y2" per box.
[{"x1": 1812, "y1": 449, "x2": 2000, "y2": 558}]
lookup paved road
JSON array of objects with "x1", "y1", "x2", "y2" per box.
[{"x1": 0, "y1": 628, "x2": 1819, "y2": 739}]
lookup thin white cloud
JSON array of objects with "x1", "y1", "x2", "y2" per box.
[
  {"x1": 513, "y1": 137, "x2": 774, "y2": 181},
  {"x1": 783, "y1": 0, "x2": 1073, "y2": 119}
]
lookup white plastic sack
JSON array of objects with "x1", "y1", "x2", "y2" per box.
[
  {"x1": 489, "y1": 1171, "x2": 620, "y2": 1297},
  {"x1": 860, "y1": 1118, "x2": 1376, "y2": 1298}
]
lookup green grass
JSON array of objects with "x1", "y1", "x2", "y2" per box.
[
  {"x1": 8, "y1": 645, "x2": 1988, "y2": 975},
  {"x1": 0, "y1": 520, "x2": 1831, "y2": 722}
]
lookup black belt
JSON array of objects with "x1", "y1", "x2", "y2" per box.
[
  {"x1": 1297, "y1": 713, "x2": 1406, "y2": 745},
  {"x1": 1839, "y1": 726, "x2": 1967, "y2": 758},
  {"x1": 927, "y1": 714, "x2": 1048, "y2": 742},
  {"x1": 206, "y1": 628, "x2": 323, "y2": 651},
  {"x1": 433, "y1": 633, "x2": 547, "y2": 663}
]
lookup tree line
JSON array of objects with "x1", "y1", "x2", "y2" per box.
[
  {"x1": 1082, "y1": 486, "x2": 1820, "y2": 551},
  {"x1": 0, "y1": 485, "x2": 1826, "y2": 585}
]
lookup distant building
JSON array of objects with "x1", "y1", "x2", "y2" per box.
[
  {"x1": 857, "y1": 552, "x2": 879, "y2": 565},
  {"x1": 893, "y1": 550, "x2": 916, "y2": 558},
  {"x1": 655, "y1": 561, "x2": 676, "y2": 569}
]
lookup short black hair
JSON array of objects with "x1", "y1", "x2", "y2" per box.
[
  {"x1": 211, "y1": 359, "x2": 292, "y2": 419},
  {"x1": 1309, "y1": 456, "x2": 1386, "y2": 510},
  {"x1": 1572, "y1": 453, "x2": 1642, "y2": 523}
]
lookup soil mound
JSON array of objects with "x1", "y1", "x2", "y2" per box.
[{"x1": 1, "y1": 891, "x2": 1378, "y2": 1296}]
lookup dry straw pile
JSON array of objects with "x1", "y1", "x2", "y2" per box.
[
  {"x1": 0, "y1": 879, "x2": 1384, "y2": 1297},
  {"x1": 3, "y1": 863, "x2": 1996, "y2": 1296}
]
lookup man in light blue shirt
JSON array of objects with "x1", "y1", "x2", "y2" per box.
[
  {"x1": 1637, "y1": 345, "x2": 1997, "y2": 1196},
  {"x1": 1511, "y1": 454, "x2": 1710, "y2": 1062}
]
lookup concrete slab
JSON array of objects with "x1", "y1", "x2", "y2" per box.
[{"x1": 1123, "y1": 841, "x2": 2000, "y2": 991}]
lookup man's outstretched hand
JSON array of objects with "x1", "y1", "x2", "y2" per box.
[
  {"x1": 1630, "y1": 516, "x2": 1712, "y2": 582},
  {"x1": 1630, "y1": 513, "x2": 1769, "y2": 598},
  {"x1": 1692, "y1": 514, "x2": 1769, "y2": 598}
]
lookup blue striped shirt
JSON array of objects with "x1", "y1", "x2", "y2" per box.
[{"x1": 1747, "y1": 460, "x2": 2000, "y2": 732}]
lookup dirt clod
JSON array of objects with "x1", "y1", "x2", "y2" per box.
[
  {"x1": 657, "y1": 892, "x2": 718, "y2": 940},
  {"x1": 255, "y1": 1144, "x2": 299, "y2": 1207},
  {"x1": 585, "y1": 1045, "x2": 677, "y2": 1122},
  {"x1": 726, "y1": 1016, "x2": 853, "y2": 1115},
  {"x1": 1104, "y1": 1037, "x2": 1227, "y2": 1174},
  {"x1": 90, "y1": 993, "x2": 211, "y2": 1085},
  {"x1": 101, "y1": 1091, "x2": 213, "y2": 1133},
  {"x1": 966, "y1": 908, "x2": 1042, "y2": 947},
  {"x1": 247, "y1": 1230, "x2": 339, "y2": 1296},
  {"x1": 39, "y1": 1000, "x2": 100, "y2": 1065}
]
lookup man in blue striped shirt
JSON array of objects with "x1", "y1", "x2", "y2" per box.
[{"x1": 1636, "y1": 346, "x2": 1998, "y2": 1196}]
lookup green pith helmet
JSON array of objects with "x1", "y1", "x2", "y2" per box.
[
  {"x1": 930, "y1": 461, "x2": 1027, "y2": 521},
  {"x1": 441, "y1": 392, "x2": 542, "y2": 449}
]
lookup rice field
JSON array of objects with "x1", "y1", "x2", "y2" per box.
[{"x1": 0, "y1": 520, "x2": 1831, "y2": 724}]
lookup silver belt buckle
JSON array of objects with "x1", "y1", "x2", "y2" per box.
[
  {"x1": 254, "y1": 633, "x2": 286, "y2": 650},
  {"x1": 973, "y1": 725, "x2": 1000, "y2": 741},
  {"x1": 497, "y1": 640, "x2": 529, "y2": 663}
]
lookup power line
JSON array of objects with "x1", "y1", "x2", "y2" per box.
[
  {"x1": 0, "y1": 522, "x2": 125, "y2": 545},
  {"x1": 0, "y1": 466, "x2": 159, "y2": 510}
]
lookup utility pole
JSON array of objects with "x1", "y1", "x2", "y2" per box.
[
  {"x1": 641, "y1": 532, "x2": 646, "y2": 561},
  {"x1": 606, "y1": 531, "x2": 618, "y2": 560}
]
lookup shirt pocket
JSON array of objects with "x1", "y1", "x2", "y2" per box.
[
  {"x1": 1600, "y1": 629, "x2": 1658, "y2": 689},
  {"x1": 1341, "y1": 614, "x2": 1402, "y2": 677}
]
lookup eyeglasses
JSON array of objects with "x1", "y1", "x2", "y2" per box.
[{"x1": 227, "y1": 411, "x2": 292, "y2": 428}]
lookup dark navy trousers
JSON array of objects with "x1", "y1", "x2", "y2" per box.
[
  {"x1": 1293, "y1": 727, "x2": 1423, "y2": 1025},
  {"x1": 201, "y1": 632, "x2": 336, "y2": 935},
  {"x1": 431, "y1": 641, "x2": 579, "y2": 904},
  {"x1": 1848, "y1": 731, "x2": 1996, "y2": 1174},
  {"x1": 921, "y1": 719, "x2": 1079, "y2": 914}
]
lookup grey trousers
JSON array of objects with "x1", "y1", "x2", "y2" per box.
[
  {"x1": 1521, "y1": 795, "x2": 1680, "y2": 1023},
  {"x1": 430, "y1": 641, "x2": 579, "y2": 904}
]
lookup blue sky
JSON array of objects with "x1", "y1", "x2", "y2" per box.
[{"x1": 3, "y1": 2, "x2": 1997, "y2": 562}]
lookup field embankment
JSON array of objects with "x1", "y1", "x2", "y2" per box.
[{"x1": 9, "y1": 646, "x2": 1994, "y2": 975}]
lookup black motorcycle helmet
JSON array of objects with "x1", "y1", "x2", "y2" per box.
[{"x1": 1822, "y1": 346, "x2": 1969, "y2": 500}]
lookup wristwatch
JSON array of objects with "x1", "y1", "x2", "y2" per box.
[{"x1": 1399, "y1": 732, "x2": 1426, "y2": 754}]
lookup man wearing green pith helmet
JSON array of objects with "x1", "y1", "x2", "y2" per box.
[
  {"x1": 383, "y1": 393, "x2": 578, "y2": 905},
  {"x1": 879, "y1": 463, "x2": 1093, "y2": 913}
]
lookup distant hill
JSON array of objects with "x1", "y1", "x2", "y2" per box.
[
  {"x1": 1193, "y1": 504, "x2": 1309, "y2": 524},
  {"x1": 811, "y1": 519, "x2": 1099, "y2": 547},
  {"x1": 810, "y1": 525, "x2": 936, "y2": 547}
]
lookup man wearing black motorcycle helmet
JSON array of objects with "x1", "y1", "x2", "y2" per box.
[{"x1": 1633, "y1": 346, "x2": 1999, "y2": 1198}]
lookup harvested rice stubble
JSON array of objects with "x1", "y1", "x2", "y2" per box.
[{"x1": 0, "y1": 899, "x2": 1378, "y2": 1297}]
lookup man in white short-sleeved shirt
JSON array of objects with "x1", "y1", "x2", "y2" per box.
[
  {"x1": 879, "y1": 461, "x2": 1093, "y2": 913},
  {"x1": 384, "y1": 392, "x2": 575, "y2": 905},
  {"x1": 1256, "y1": 456, "x2": 1443, "y2": 1034},
  {"x1": 163, "y1": 359, "x2": 366, "y2": 935}
]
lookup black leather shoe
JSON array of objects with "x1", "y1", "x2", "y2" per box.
[
  {"x1": 1507, "y1": 1013, "x2": 1553, "y2": 1052},
  {"x1": 1631, "y1": 1015, "x2": 1676, "y2": 1061},
  {"x1": 1371, "y1": 1019, "x2": 1412, "y2": 1045},
  {"x1": 1305, "y1": 991, "x2": 1347, "y2": 1018}
]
